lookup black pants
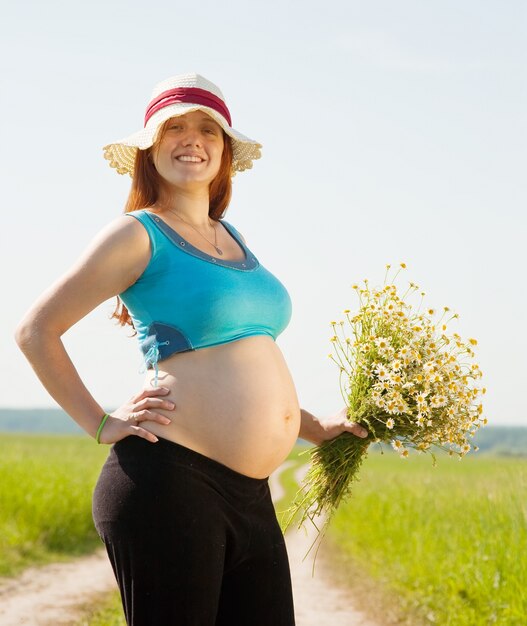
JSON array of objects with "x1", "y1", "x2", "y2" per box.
[{"x1": 92, "y1": 436, "x2": 295, "y2": 625}]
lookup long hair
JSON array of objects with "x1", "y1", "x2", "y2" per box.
[{"x1": 111, "y1": 124, "x2": 234, "y2": 329}]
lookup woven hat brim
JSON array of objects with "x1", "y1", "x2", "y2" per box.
[{"x1": 103, "y1": 104, "x2": 262, "y2": 177}]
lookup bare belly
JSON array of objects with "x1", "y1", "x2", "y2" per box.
[{"x1": 138, "y1": 335, "x2": 301, "y2": 478}]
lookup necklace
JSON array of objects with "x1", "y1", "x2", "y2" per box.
[{"x1": 161, "y1": 206, "x2": 223, "y2": 256}]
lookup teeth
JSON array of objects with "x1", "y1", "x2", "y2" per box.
[{"x1": 177, "y1": 155, "x2": 203, "y2": 162}]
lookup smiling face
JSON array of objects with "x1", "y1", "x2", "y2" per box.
[{"x1": 151, "y1": 109, "x2": 225, "y2": 192}]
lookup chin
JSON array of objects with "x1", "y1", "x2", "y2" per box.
[{"x1": 167, "y1": 177, "x2": 213, "y2": 190}]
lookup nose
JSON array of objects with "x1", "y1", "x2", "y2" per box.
[{"x1": 181, "y1": 127, "x2": 202, "y2": 147}]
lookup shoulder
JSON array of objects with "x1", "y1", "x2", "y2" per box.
[
  {"x1": 86, "y1": 211, "x2": 152, "y2": 255},
  {"x1": 53, "y1": 212, "x2": 152, "y2": 298},
  {"x1": 111, "y1": 209, "x2": 162, "y2": 239}
]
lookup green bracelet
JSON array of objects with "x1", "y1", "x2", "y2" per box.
[{"x1": 96, "y1": 413, "x2": 111, "y2": 444}]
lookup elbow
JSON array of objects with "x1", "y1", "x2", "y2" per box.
[
  {"x1": 14, "y1": 318, "x2": 37, "y2": 351},
  {"x1": 14, "y1": 313, "x2": 51, "y2": 353},
  {"x1": 15, "y1": 305, "x2": 66, "y2": 354},
  {"x1": 15, "y1": 316, "x2": 62, "y2": 370}
]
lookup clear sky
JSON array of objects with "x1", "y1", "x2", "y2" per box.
[{"x1": 2, "y1": 0, "x2": 526, "y2": 425}]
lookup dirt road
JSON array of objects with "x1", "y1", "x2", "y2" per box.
[
  {"x1": 274, "y1": 465, "x2": 376, "y2": 626},
  {"x1": 0, "y1": 551, "x2": 116, "y2": 625}
]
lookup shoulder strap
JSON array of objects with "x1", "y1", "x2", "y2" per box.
[{"x1": 125, "y1": 210, "x2": 162, "y2": 256}]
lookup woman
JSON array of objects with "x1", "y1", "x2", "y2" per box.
[{"x1": 15, "y1": 73, "x2": 368, "y2": 626}]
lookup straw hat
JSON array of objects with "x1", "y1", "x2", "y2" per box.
[{"x1": 103, "y1": 73, "x2": 262, "y2": 177}]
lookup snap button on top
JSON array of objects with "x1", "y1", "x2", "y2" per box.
[
  {"x1": 211, "y1": 258, "x2": 217, "y2": 263},
  {"x1": 180, "y1": 241, "x2": 186, "y2": 246}
]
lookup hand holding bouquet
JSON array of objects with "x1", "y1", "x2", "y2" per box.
[{"x1": 287, "y1": 263, "x2": 487, "y2": 536}]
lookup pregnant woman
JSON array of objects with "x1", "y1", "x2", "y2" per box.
[{"x1": 15, "y1": 73, "x2": 368, "y2": 626}]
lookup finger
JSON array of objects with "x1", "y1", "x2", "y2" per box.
[
  {"x1": 133, "y1": 409, "x2": 171, "y2": 425},
  {"x1": 131, "y1": 386, "x2": 171, "y2": 403},
  {"x1": 136, "y1": 396, "x2": 176, "y2": 411},
  {"x1": 345, "y1": 422, "x2": 369, "y2": 438},
  {"x1": 143, "y1": 385, "x2": 171, "y2": 397},
  {"x1": 131, "y1": 425, "x2": 159, "y2": 443},
  {"x1": 127, "y1": 411, "x2": 147, "y2": 427}
]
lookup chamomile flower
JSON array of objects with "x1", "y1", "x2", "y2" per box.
[
  {"x1": 415, "y1": 391, "x2": 429, "y2": 405},
  {"x1": 373, "y1": 363, "x2": 391, "y2": 380},
  {"x1": 391, "y1": 373, "x2": 405, "y2": 385},
  {"x1": 289, "y1": 262, "x2": 487, "y2": 533},
  {"x1": 386, "y1": 400, "x2": 398, "y2": 413},
  {"x1": 374, "y1": 336, "x2": 391, "y2": 351},
  {"x1": 398, "y1": 346, "x2": 410, "y2": 359},
  {"x1": 430, "y1": 394, "x2": 448, "y2": 408}
]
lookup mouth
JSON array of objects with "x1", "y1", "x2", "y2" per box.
[{"x1": 175, "y1": 155, "x2": 206, "y2": 164}]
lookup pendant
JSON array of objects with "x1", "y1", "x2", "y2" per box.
[{"x1": 215, "y1": 246, "x2": 223, "y2": 255}]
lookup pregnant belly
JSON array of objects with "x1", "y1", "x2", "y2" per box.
[{"x1": 138, "y1": 335, "x2": 301, "y2": 478}]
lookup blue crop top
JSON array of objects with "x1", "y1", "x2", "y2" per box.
[{"x1": 119, "y1": 209, "x2": 293, "y2": 385}]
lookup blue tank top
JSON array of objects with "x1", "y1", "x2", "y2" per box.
[{"x1": 119, "y1": 209, "x2": 292, "y2": 385}]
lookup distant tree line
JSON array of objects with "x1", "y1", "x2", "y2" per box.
[{"x1": 0, "y1": 409, "x2": 525, "y2": 455}]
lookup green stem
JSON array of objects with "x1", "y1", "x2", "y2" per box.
[{"x1": 284, "y1": 433, "x2": 372, "y2": 536}]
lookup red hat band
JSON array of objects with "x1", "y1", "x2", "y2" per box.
[{"x1": 144, "y1": 87, "x2": 232, "y2": 127}]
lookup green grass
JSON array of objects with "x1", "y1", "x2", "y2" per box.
[
  {"x1": 0, "y1": 432, "x2": 108, "y2": 576},
  {"x1": 76, "y1": 591, "x2": 127, "y2": 626},
  {"x1": 5, "y1": 433, "x2": 525, "y2": 625},
  {"x1": 326, "y1": 452, "x2": 527, "y2": 625}
]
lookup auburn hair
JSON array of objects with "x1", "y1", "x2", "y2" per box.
[{"x1": 111, "y1": 123, "x2": 234, "y2": 330}]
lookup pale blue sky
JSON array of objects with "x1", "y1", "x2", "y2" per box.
[{"x1": 2, "y1": 0, "x2": 526, "y2": 425}]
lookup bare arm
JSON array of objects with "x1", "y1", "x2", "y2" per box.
[
  {"x1": 14, "y1": 215, "x2": 173, "y2": 441},
  {"x1": 299, "y1": 407, "x2": 369, "y2": 445}
]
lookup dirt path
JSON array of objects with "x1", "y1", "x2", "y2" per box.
[
  {"x1": 0, "y1": 551, "x2": 116, "y2": 625},
  {"x1": 276, "y1": 465, "x2": 377, "y2": 626},
  {"x1": 0, "y1": 462, "x2": 377, "y2": 626}
]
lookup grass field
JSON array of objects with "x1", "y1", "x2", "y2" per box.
[
  {"x1": 0, "y1": 433, "x2": 108, "y2": 576},
  {"x1": 326, "y1": 451, "x2": 527, "y2": 625},
  {"x1": 3, "y1": 433, "x2": 525, "y2": 625}
]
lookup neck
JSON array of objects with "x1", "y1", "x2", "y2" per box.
[{"x1": 156, "y1": 187, "x2": 213, "y2": 227}]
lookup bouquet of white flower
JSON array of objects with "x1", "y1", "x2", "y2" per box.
[{"x1": 286, "y1": 263, "x2": 487, "y2": 536}]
